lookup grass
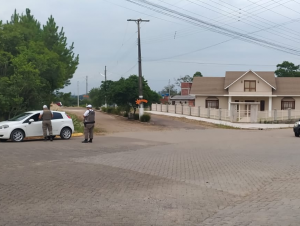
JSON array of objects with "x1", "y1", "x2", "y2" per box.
[
  {"x1": 215, "y1": 124, "x2": 240, "y2": 129},
  {"x1": 67, "y1": 112, "x2": 104, "y2": 134},
  {"x1": 67, "y1": 113, "x2": 84, "y2": 133}
]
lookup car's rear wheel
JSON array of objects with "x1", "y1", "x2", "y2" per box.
[
  {"x1": 0, "y1": 139, "x2": 8, "y2": 142},
  {"x1": 295, "y1": 131, "x2": 300, "y2": 137},
  {"x1": 60, "y1": 127, "x2": 72, "y2": 140},
  {"x1": 10, "y1": 129, "x2": 25, "y2": 142}
]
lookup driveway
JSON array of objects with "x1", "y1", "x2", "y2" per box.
[{"x1": 1, "y1": 126, "x2": 300, "y2": 225}]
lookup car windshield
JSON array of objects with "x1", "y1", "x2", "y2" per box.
[{"x1": 7, "y1": 112, "x2": 32, "y2": 121}]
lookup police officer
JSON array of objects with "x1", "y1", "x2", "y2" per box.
[
  {"x1": 82, "y1": 104, "x2": 95, "y2": 143},
  {"x1": 39, "y1": 105, "x2": 53, "y2": 141}
]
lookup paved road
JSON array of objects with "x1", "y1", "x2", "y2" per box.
[{"x1": 0, "y1": 127, "x2": 300, "y2": 226}]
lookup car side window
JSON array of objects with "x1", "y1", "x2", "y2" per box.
[
  {"x1": 52, "y1": 112, "x2": 63, "y2": 120},
  {"x1": 23, "y1": 113, "x2": 40, "y2": 123}
]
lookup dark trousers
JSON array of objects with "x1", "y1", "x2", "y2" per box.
[
  {"x1": 42, "y1": 120, "x2": 52, "y2": 137},
  {"x1": 84, "y1": 124, "x2": 94, "y2": 140}
]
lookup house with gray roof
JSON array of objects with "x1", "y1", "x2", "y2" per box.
[{"x1": 190, "y1": 70, "x2": 300, "y2": 113}]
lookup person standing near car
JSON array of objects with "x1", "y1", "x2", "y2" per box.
[
  {"x1": 82, "y1": 104, "x2": 95, "y2": 143},
  {"x1": 39, "y1": 105, "x2": 53, "y2": 141}
]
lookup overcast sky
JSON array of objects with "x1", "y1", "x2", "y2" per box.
[{"x1": 1, "y1": 0, "x2": 300, "y2": 95}]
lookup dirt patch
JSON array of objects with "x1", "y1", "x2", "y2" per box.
[
  {"x1": 64, "y1": 108, "x2": 167, "y2": 134},
  {"x1": 54, "y1": 107, "x2": 223, "y2": 135}
]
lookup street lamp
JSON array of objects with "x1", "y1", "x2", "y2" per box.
[{"x1": 100, "y1": 73, "x2": 107, "y2": 108}]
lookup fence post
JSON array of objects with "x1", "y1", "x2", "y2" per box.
[
  {"x1": 274, "y1": 109, "x2": 277, "y2": 121},
  {"x1": 198, "y1": 106, "x2": 200, "y2": 117},
  {"x1": 208, "y1": 108, "x2": 210, "y2": 118},
  {"x1": 175, "y1": 105, "x2": 177, "y2": 114},
  {"x1": 182, "y1": 105, "x2": 183, "y2": 115},
  {"x1": 288, "y1": 108, "x2": 291, "y2": 120},
  {"x1": 219, "y1": 108, "x2": 222, "y2": 120},
  {"x1": 167, "y1": 104, "x2": 169, "y2": 113},
  {"x1": 156, "y1": 103, "x2": 157, "y2": 111},
  {"x1": 189, "y1": 106, "x2": 191, "y2": 116}
]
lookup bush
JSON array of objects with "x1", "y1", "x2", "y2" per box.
[
  {"x1": 140, "y1": 114, "x2": 151, "y2": 122},
  {"x1": 123, "y1": 112, "x2": 129, "y2": 117},
  {"x1": 113, "y1": 107, "x2": 122, "y2": 115},
  {"x1": 107, "y1": 107, "x2": 114, "y2": 114},
  {"x1": 101, "y1": 107, "x2": 107, "y2": 112},
  {"x1": 67, "y1": 113, "x2": 84, "y2": 133},
  {"x1": 134, "y1": 113, "x2": 139, "y2": 120},
  {"x1": 95, "y1": 107, "x2": 100, "y2": 110}
]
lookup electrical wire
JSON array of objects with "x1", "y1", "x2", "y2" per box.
[{"x1": 125, "y1": 0, "x2": 300, "y2": 56}]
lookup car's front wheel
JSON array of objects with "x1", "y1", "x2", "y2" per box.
[
  {"x1": 10, "y1": 129, "x2": 25, "y2": 142},
  {"x1": 60, "y1": 127, "x2": 72, "y2": 140}
]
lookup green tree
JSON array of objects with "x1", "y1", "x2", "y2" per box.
[
  {"x1": 109, "y1": 75, "x2": 156, "y2": 114},
  {"x1": 193, "y1": 71, "x2": 203, "y2": 77},
  {"x1": 275, "y1": 61, "x2": 300, "y2": 77},
  {"x1": 175, "y1": 75, "x2": 193, "y2": 87},
  {"x1": 53, "y1": 92, "x2": 77, "y2": 107},
  {"x1": 0, "y1": 8, "x2": 79, "y2": 119}
]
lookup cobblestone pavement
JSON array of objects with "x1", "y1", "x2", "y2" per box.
[{"x1": 0, "y1": 128, "x2": 300, "y2": 225}]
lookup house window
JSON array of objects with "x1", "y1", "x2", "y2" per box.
[
  {"x1": 281, "y1": 101, "x2": 295, "y2": 110},
  {"x1": 206, "y1": 100, "x2": 219, "y2": 109},
  {"x1": 244, "y1": 80, "x2": 256, "y2": 92}
]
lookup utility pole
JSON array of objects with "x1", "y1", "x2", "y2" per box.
[
  {"x1": 77, "y1": 81, "x2": 79, "y2": 107},
  {"x1": 168, "y1": 79, "x2": 171, "y2": 104},
  {"x1": 127, "y1": 18, "x2": 150, "y2": 118},
  {"x1": 104, "y1": 66, "x2": 107, "y2": 108},
  {"x1": 86, "y1": 76, "x2": 88, "y2": 96}
]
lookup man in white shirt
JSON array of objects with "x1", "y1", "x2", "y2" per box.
[{"x1": 82, "y1": 104, "x2": 95, "y2": 143}]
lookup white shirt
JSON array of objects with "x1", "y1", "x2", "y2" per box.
[
  {"x1": 83, "y1": 109, "x2": 93, "y2": 122},
  {"x1": 83, "y1": 109, "x2": 92, "y2": 117}
]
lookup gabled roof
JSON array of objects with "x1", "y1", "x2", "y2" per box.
[
  {"x1": 273, "y1": 77, "x2": 300, "y2": 95},
  {"x1": 224, "y1": 70, "x2": 276, "y2": 90},
  {"x1": 190, "y1": 77, "x2": 228, "y2": 95}
]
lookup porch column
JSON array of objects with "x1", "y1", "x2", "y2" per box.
[
  {"x1": 228, "y1": 96, "x2": 232, "y2": 116},
  {"x1": 269, "y1": 96, "x2": 272, "y2": 117}
]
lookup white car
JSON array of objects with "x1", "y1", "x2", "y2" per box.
[{"x1": 0, "y1": 111, "x2": 74, "y2": 142}]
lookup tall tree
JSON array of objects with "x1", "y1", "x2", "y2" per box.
[
  {"x1": 0, "y1": 8, "x2": 79, "y2": 119},
  {"x1": 275, "y1": 61, "x2": 300, "y2": 77}
]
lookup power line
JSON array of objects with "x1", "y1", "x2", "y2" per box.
[
  {"x1": 147, "y1": 60, "x2": 276, "y2": 67},
  {"x1": 125, "y1": 0, "x2": 300, "y2": 56}
]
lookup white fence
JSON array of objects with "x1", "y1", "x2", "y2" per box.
[
  {"x1": 151, "y1": 104, "x2": 300, "y2": 123},
  {"x1": 151, "y1": 104, "x2": 230, "y2": 121},
  {"x1": 258, "y1": 109, "x2": 300, "y2": 122}
]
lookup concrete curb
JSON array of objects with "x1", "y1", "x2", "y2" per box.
[{"x1": 72, "y1": 133, "x2": 83, "y2": 137}]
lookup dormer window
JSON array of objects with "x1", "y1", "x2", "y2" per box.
[{"x1": 244, "y1": 80, "x2": 256, "y2": 92}]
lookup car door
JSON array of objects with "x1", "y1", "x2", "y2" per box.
[
  {"x1": 51, "y1": 112, "x2": 64, "y2": 135},
  {"x1": 23, "y1": 113, "x2": 43, "y2": 137}
]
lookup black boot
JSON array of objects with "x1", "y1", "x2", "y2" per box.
[
  {"x1": 50, "y1": 136, "x2": 53, "y2": 141},
  {"x1": 88, "y1": 139, "x2": 93, "y2": 143},
  {"x1": 44, "y1": 137, "x2": 47, "y2": 141},
  {"x1": 82, "y1": 139, "x2": 88, "y2": 143}
]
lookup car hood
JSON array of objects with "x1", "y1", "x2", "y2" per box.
[{"x1": 0, "y1": 121, "x2": 21, "y2": 126}]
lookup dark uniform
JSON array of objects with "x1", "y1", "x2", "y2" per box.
[{"x1": 42, "y1": 110, "x2": 53, "y2": 140}]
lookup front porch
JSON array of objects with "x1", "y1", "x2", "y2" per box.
[{"x1": 228, "y1": 96, "x2": 273, "y2": 117}]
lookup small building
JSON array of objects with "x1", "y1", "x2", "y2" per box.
[{"x1": 170, "y1": 82, "x2": 195, "y2": 106}]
